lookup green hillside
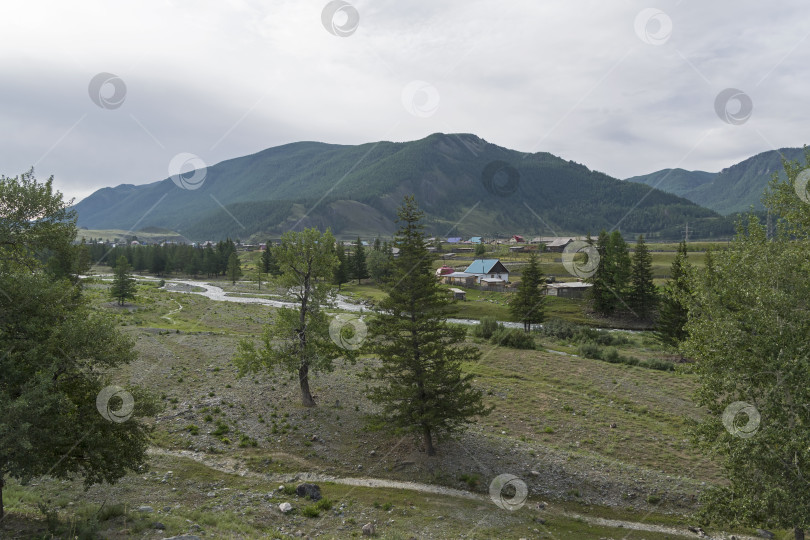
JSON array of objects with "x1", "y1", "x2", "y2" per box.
[
  {"x1": 73, "y1": 133, "x2": 720, "y2": 240},
  {"x1": 627, "y1": 147, "x2": 809, "y2": 215}
]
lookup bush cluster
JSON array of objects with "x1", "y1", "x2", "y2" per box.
[
  {"x1": 540, "y1": 318, "x2": 628, "y2": 346},
  {"x1": 472, "y1": 317, "x2": 535, "y2": 349},
  {"x1": 577, "y1": 343, "x2": 674, "y2": 371}
]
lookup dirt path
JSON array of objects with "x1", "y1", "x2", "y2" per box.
[{"x1": 148, "y1": 447, "x2": 755, "y2": 539}]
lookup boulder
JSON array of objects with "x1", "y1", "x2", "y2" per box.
[
  {"x1": 296, "y1": 483, "x2": 322, "y2": 501},
  {"x1": 362, "y1": 522, "x2": 376, "y2": 536},
  {"x1": 279, "y1": 502, "x2": 293, "y2": 513}
]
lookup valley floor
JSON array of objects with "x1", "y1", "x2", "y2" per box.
[{"x1": 1, "y1": 274, "x2": 766, "y2": 539}]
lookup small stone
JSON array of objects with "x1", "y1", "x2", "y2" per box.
[
  {"x1": 163, "y1": 506, "x2": 172, "y2": 513},
  {"x1": 136, "y1": 505, "x2": 153, "y2": 513},
  {"x1": 279, "y1": 502, "x2": 293, "y2": 513},
  {"x1": 207, "y1": 491, "x2": 216, "y2": 497},
  {"x1": 361, "y1": 522, "x2": 376, "y2": 536},
  {"x1": 153, "y1": 522, "x2": 166, "y2": 530}
]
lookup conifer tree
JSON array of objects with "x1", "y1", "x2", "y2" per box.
[
  {"x1": 363, "y1": 196, "x2": 491, "y2": 455},
  {"x1": 333, "y1": 242, "x2": 350, "y2": 290},
  {"x1": 588, "y1": 230, "x2": 614, "y2": 315},
  {"x1": 629, "y1": 235, "x2": 657, "y2": 319},
  {"x1": 655, "y1": 240, "x2": 692, "y2": 347},
  {"x1": 110, "y1": 255, "x2": 137, "y2": 305},
  {"x1": 261, "y1": 242, "x2": 280, "y2": 276},
  {"x1": 353, "y1": 236, "x2": 369, "y2": 284},
  {"x1": 509, "y1": 252, "x2": 545, "y2": 332}
]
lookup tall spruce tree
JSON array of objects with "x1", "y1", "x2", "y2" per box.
[
  {"x1": 333, "y1": 243, "x2": 350, "y2": 290},
  {"x1": 655, "y1": 240, "x2": 692, "y2": 347},
  {"x1": 353, "y1": 237, "x2": 369, "y2": 284},
  {"x1": 363, "y1": 196, "x2": 490, "y2": 456},
  {"x1": 509, "y1": 252, "x2": 546, "y2": 332},
  {"x1": 261, "y1": 243, "x2": 280, "y2": 276},
  {"x1": 110, "y1": 255, "x2": 137, "y2": 305},
  {"x1": 629, "y1": 235, "x2": 657, "y2": 319},
  {"x1": 588, "y1": 230, "x2": 614, "y2": 315}
]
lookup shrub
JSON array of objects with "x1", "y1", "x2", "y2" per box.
[
  {"x1": 301, "y1": 505, "x2": 320, "y2": 518},
  {"x1": 539, "y1": 318, "x2": 578, "y2": 340},
  {"x1": 472, "y1": 316, "x2": 501, "y2": 339},
  {"x1": 642, "y1": 359, "x2": 676, "y2": 372},
  {"x1": 490, "y1": 327, "x2": 535, "y2": 349},
  {"x1": 459, "y1": 473, "x2": 480, "y2": 489},
  {"x1": 577, "y1": 342, "x2": 601, "y2": 359},
  {"x1": 315, "y1": 498, "x2": 333, "y2": 511},
  {"x1": 602, "y1": 347, "x2": 621, "y2": 363},
  {"x1": 212, "y1": 421, "x2": 229, "y2": 437}
]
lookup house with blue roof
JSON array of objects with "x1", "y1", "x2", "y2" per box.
[
  {"x1": 463, "y1": 259, "x2": 509, "y2": 284},
  {"x1": 469, "y1": 236, "x2": 482, "y2": 244}
]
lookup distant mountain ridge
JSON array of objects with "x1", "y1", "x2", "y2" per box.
[
  {"x1": 73, "y1": 133, "x2": 719, "y2": 241},
  {"x1": 626, "y1": 147, "x2": 809, "y2": 215}
]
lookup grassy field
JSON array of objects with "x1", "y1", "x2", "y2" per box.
[{"x1": 5, "y1": 275, "x2": 773, "y2": 539}]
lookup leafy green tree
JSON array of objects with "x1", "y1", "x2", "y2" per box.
[
  {"x1": 363, "y1": 196, "x2": 491, "y2": 455},
  {"x1": 629, "y1": 235, "x2": 657, "y2": 319},
  {"x1": 234, "y1": 228, "x2": 350, "y2": 407},
  {"x1": 353, "y1": 237, "x2": 369, "y2": 284},
  {"x1": 655, "y1": 240, "x2": 692, "y2": 347},
  {"x1": 474, "y1": 242, "x2": 486, "y2": 257},
  {"x1": 227, "y1": 252, "x2": 242, "y2": 284},
  {"x1": 0, "y1": 170, "x2": 158, "y2": 519},
  {"x1": 110, "y1": 255, "x2": 137, "y2": 305},
  {"x1": 684, "y1": 215, "x2": 810, "y2": 539},
  {"x1": 366, "y1": 249, "x2": 392, "y2": 284},
  {"x1": 373, "y1": 237, "x2": 382, "y2": 251},
  {"x1": 253, "y1": 267, "x2": 264, "y2": 290},
  {"x1": 509, "y1": 253, "x2": 545, "y2": 332}
]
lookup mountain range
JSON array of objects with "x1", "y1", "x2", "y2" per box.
[
  {"x1": 626, "y1": 147, "x2": 808, "y2": 215},
  {"x1": 74, "y1": 133, "x2": 730, "y2": 241}
]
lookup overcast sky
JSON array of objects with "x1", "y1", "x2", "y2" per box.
[{"x1": 2, "y1": 0, "x2": 808, "y2": 203}]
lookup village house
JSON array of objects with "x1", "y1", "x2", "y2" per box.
[
  {"x1": 532, "y1": 236, "x2": 576, "y2": 252},
  {"x1": 545, "y1": 281, "x2": 592, "y2": 298},
  {"x1": 463, "y1": 259, "x2": 509, "y2": 284}
]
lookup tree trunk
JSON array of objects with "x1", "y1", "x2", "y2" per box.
[
  {"x1": 423, "y1": 425, "x2": 436, "y2": 456},
  {"x1": 0, "y1": 472, "x2": 4, "y2": 519},
  {"x1": 795, "y1": 528, "x2": 805, "y2": 540},
  {"x1": 299, "y1": 363, "x2": 315, "y2": 407}
]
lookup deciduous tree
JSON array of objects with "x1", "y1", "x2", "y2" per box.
[{"x1": 234, "y1": 228, "x2": 351, "y2": 407}]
